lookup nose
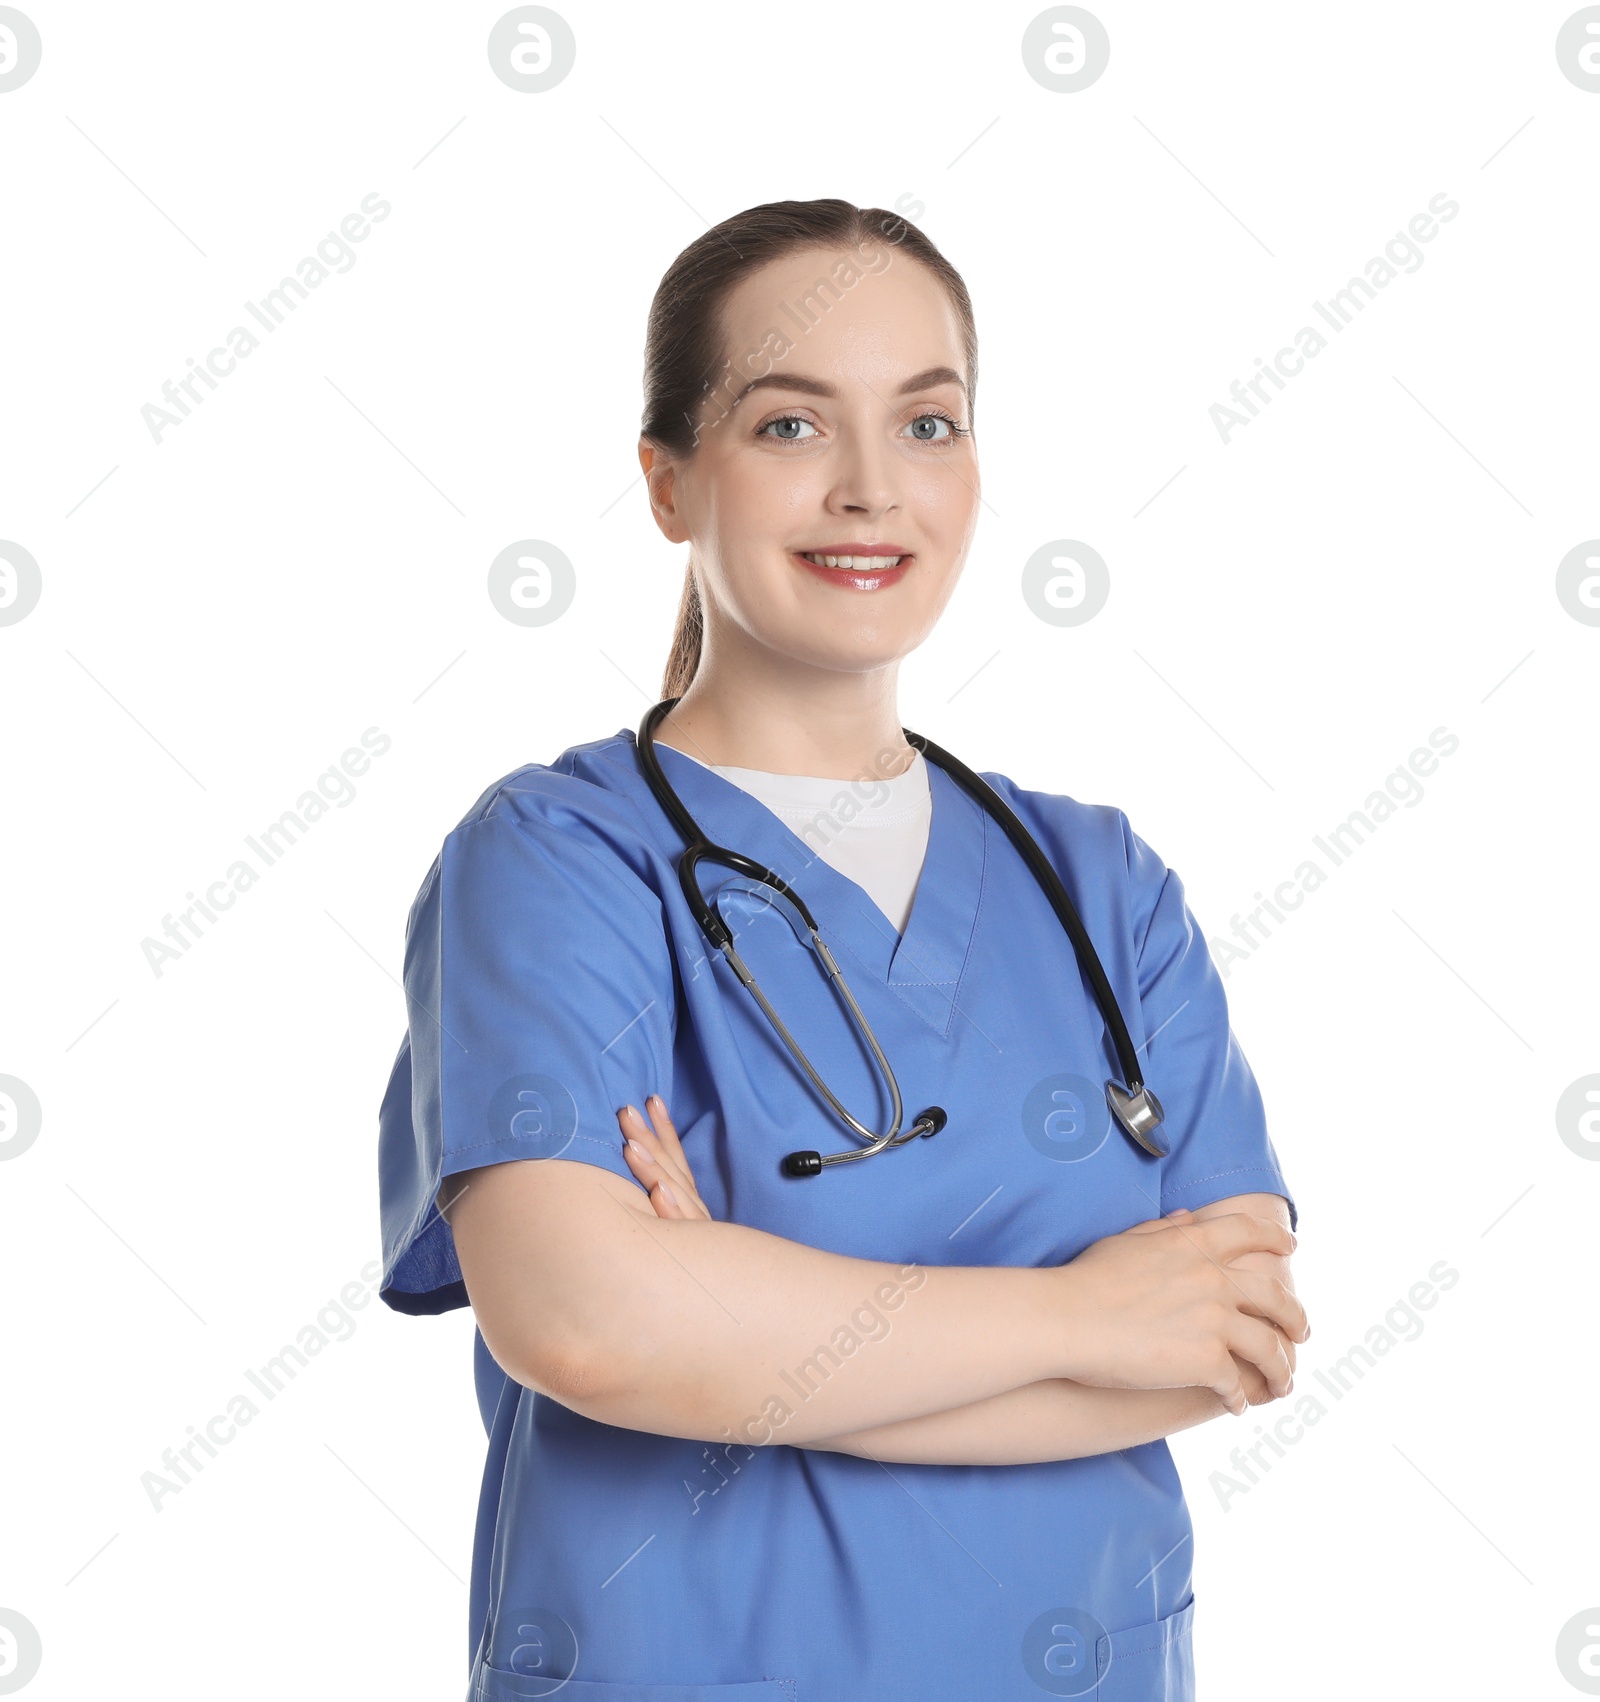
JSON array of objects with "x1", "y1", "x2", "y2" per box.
[{"x1": 825, "y1": 417, "x2": 901, "y2": 517}]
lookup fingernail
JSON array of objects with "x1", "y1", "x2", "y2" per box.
[
  {"x1": 620, "y1": 1104, "x2": 640, "y2": 1124},
  {"x1": 659, "y1": 1181, "x2": 678, "y2": 1206},
  {"x1": 647, "y1": 1093, "x2": 662, "y2": 1109},
  {"x1": 626, "y1": 1138, "x2": 650, "y2": 1158}
]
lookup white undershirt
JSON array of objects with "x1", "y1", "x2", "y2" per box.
[{"x1": 677, "y1": 749, "x2": 932, "y2": 934}]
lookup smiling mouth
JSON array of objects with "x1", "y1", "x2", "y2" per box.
[{"x1": 798, "y1": 552, "x2": 906, "y2": 570}]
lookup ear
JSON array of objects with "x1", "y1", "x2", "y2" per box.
[{"x1": 638, "y1": 437, "x2": 690, "y2": 544}]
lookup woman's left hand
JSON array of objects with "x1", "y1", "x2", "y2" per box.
[{"x1": 618, "y1": 1095, "x2": 713, "y2": 1220}]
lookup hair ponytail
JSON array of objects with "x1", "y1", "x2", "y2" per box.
[
  {"x1": 660, "y1": 554, "x2": 703, "y2": 700},
  {"x1": 641, "y1": 197, "x2": 977, "y2": 700}
]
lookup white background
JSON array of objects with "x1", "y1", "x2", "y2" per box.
[{"x1": 2, "y1": 2, "x2": 1597, "y2": 1697}]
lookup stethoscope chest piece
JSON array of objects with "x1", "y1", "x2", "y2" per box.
[{"x1": 1106, "y1": 1082, "x2": 1170, "y2": 1157}]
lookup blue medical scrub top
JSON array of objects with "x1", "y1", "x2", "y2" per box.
[{"x1": 377, "y1": 726, "x2": 1297, "y2": 1702}]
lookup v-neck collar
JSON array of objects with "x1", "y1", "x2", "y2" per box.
[{"x1": 635, "y1": 733, "x2": 990, "y2": 1040}]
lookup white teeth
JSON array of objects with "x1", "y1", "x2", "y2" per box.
[{"x1": 802, "y1": 552, "x2": 903, "y2": 570}]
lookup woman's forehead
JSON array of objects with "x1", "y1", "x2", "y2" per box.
[{"x1": 718, "y1": 247, "x2": 967, "y2": 385}]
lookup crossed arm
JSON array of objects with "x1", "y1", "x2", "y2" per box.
[{"x1": 617, "y1": 1096, "x2": 1299, "y2": 1467}]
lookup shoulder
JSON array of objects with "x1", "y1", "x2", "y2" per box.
[
  {"x1": 448, "y1": 728, "x2": 653, "y2": 842},
  {"x1": 973, "y1": 767, "x2": 1175, "y2": 944},
  {"x1": 408, "y1": 729, "x2": 665, "y2": 919}
]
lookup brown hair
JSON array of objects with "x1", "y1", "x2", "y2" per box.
[{"x1": 641, "y1": 198, "x2": 978, "y2": 699}]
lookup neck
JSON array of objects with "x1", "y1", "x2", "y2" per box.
[{"x1": 653, "y1": 623, "x2": 916, "y2": 783}]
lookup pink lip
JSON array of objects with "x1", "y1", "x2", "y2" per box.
[{"x1": 792, "y1": 547, "x2": 913, "y2": 590}]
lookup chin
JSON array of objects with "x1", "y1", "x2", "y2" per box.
[{"x1": 781, "y1": 632, "x2": 922, "y2": 675}]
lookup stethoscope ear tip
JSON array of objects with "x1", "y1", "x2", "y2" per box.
[{"x1": 782, "y1": 1150, "x2": 824, "y2": 1178}]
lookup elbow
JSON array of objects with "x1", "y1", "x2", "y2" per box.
[
  {"x1": 517, "y1": 1339, "x2": 617, "y2": 1411},
  {"x1": 506, "y1": 1317, "x2": 630, "y2": 1415},
  {"x1": 511, "y1": 1327, "x2": 737, "y2": 1441},
  {"x1": 511, "y1": 1311, "x2": 682, "y2": 1428}
]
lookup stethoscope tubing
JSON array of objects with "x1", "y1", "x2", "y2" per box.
[
  {"x1": 633, "y1": 698, "x2": 1166, "y2": 1170},
  {"x1": 900, "y1": 728, "x2": 1149, "y2": 1099}
]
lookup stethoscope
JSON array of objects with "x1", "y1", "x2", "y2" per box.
[{"x1": 635, "y1": 698, "x2": 1169, "y2": 1178}]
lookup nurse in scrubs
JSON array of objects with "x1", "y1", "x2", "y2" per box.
[{"x1": 377, "y1": 197, "x2": 1308, "y2": 1701}]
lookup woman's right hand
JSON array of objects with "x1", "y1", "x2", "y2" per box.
[{"x1": 1053, "y1": 1207, "x2": 1307, "y2": 1416}]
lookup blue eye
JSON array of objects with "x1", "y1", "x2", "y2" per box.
[
  {"x1": 760, "y1": 415, "x2": 819, "y2": 441},
  {"x1": 904, "y1": 413, "x2": 960, "y2": 442}
]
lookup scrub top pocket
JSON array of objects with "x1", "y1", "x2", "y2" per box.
[
  {"x1": 471, "y1": 1663, "x2": 798, "y2": 1702},
  {"x1": 1093, "y1": 1594, "x2": 1196, "y2": 1700}
]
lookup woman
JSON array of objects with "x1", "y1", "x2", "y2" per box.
[{"x1": 377, "y1": 198, "x2": 1306, "y2": 1701}]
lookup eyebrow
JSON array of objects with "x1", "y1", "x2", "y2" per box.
[{"x1": 727, "y1": 364, "x2": 969, "y2": 410}]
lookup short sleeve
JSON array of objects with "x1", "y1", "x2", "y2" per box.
[
  {"x1": 1120, "y1": 816, "x2": 1298, "y2": 1231},
  {"x1": 377, "y1": 808, "x2": 676, "y2": 1315}
]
